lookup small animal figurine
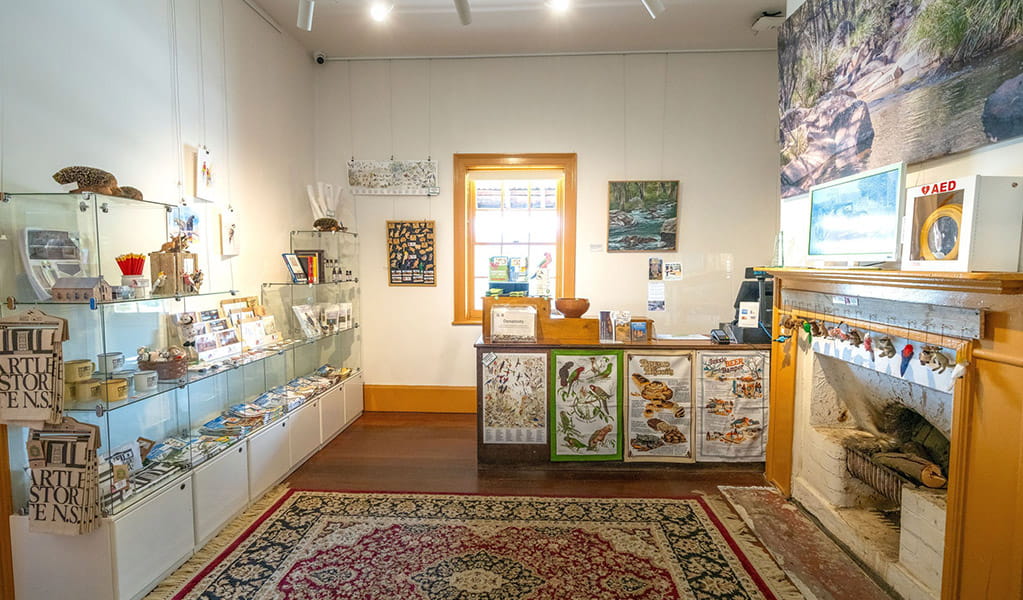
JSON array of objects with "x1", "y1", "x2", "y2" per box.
[
  {"x1": 877, "y1": 336, "x2": 897, "y2": 359},
  {"x1": 314, "y1": 217, "x2": 344, "y2": 232},
  {"x1": 920, "y1": 345, "x2": 952, "y2": 374},
  {"x1": 52, "y1": 166, "x2": 118, "y2": 195},
  {"x1": 863, "y1": 334, "x2": 875, "y2": 360},
  {"x1": 780, "y1": 315, "x2": 801, "y2": 333},
  {"x1": 810, "y1": 320, "x2": 827, "y2": 338},
  {"x1": 900, "y1": 343, "x2": 915, "y2": 376},
  {"x1": 827, "y1": 325, "x2": 849, "y2": 342},
  {"x1": 160, "y1": 233, "x2": 193, "y2": 253},
  {"x1": 114, "y1": 186, "x2": 144, "y2": 201},
  {"x1": 847, "y1": 330, "x2": 864, "y2": 347}
]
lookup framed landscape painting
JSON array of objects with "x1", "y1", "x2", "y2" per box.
[{"x1": 608, "y1": 181, "x2": 679, "y2": 252}]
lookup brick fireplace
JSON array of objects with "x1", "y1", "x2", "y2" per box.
[{"x1": 762, "y1": 269, "x2": 1023, "y2": 600}]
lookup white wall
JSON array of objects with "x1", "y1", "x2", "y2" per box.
[
  {"x1": 0, "y1": 0, "x2": 316, "y2": 295},
  {"x1": 315, "y1": 52, "x2": 781, "y2": 388}
]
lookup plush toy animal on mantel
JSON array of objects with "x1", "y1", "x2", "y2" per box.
[{"x1": 52, "y1": 166, "x2": 144, "y2": 200}]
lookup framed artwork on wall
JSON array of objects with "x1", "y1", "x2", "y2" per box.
[
  {"x1": 387, "y1": 220, "x2": 436, "y2": 286},
  {"x1": 219, "y1": 211, "x2": 239, "y2": 257},
  {"x1": 549, "y1": 349, "x2": 623, "y2": 461},
  {"x1": 607, "y1": 181, "x2": 679, "y2": 252},
  {"x1": 624, "y1": 352, "x2": 694, "y2": 463}
]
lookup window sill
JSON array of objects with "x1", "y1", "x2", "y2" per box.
[{"x1": 452, "y1": 319, "x2": 482, "y2": 326}]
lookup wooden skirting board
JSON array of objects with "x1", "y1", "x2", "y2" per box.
[{"x1": 364, "y1": 385, "x2": 476, "y2": 413}]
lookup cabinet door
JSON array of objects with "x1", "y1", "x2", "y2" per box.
[
  {"x1": 112, "y1": 476, "x2": 195, "y2": 600},
  {"x1": 193, "y1": 443, "x2": 250, "y2": 546},
  {"x1": 248, "y1": 418, "x2": 291, "y2": 498},
  {"x1": 320, "y1": 383, "x2": 345, "y2": 442},
  {"x1": 290, "y1": 399, "x2": 322, "y2": 466},
  {"x1": 343, "y1": 373, "x2": 364, "y2": 426},
  {"x1": 11, "y1": 516, "x2": 115, "y2": 600}
]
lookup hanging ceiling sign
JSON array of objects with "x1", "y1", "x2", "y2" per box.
[{"x1": 347, "y1": 159, "x2": 440, "y2": 196}]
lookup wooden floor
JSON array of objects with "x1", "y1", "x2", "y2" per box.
[{"x1": 286, "y1": 412, "x2": 768, "y2": 496}]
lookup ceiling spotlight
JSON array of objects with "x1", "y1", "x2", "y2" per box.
[
  {"x1": 297, "y1": 0, "x2": 315, "y2": 31},
  {"x1": 547, "y1": 0, "x2": 570, "y2": 11},
  {"x1": 370, "y1": 2, "x2": 393, "y2": 22},
  {"x1": 454, "y1": 0, "x2": 471, "y2": 25},
  {"x1": 640, "y1": 0, "x2": 665, "y2": 19}
]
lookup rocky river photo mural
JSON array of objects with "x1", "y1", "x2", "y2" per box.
[{"x1": 779, "y1": 0, "x2": 1023, "y2": 198}]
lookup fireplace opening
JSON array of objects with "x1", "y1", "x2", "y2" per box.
[
  {"x1": 844, "y1": 404, "x2": 950, "y2": 505},
  {"x1": 794, "y1": 353, "x2": 951, "y2": 599}
]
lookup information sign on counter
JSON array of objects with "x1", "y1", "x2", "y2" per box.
[{"x1": 490, "y1": 305, "x2": 538, "y2": 343}]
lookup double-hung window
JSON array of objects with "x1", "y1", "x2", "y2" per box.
[{"x1": 453, "y1": 154, "x2": 577, "y2": 324}]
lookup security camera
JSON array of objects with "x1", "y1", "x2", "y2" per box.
[{"x1": 313, "y1": 51, "x2": 327, "y2": 65}]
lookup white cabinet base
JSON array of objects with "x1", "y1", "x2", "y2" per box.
[
  {"x1": 11, "y1": 515, "x2": 115, "y2": 600},
  {"x1": 112, "y1": 474, "x2": 195, "y2": 600},
  {"x1": 290, "y1": 399, "x2": 322, "y2": 465},
  {"x1": 248, "y1": 417, "x2": 292, "y2": 499},
  {"x1": 193, "y1": 443, "x2": 250, "y2": 546},
  {"x1": 343, "y1": 373, "x2": 364, "y2": 426}
]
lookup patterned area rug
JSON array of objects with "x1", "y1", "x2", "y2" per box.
[{"x1": 170, "y1": 490, "x2": 792, "y2": 600}]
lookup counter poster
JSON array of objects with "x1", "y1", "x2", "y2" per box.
[
  {"x1": 550, "y1": 350, "x2": 623, "y2": 461},
  {"x1": 481, "y1": 352, "x2": 547, "y2": 444},
  {"x1": 695, "y1": 351, "x2": 769, "y2": 462},
  {"x1": 625, "y1": 352, "x2": 694, "y2": 462}
]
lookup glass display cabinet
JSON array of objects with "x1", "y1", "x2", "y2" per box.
[{"x1": 1, "y1": 194, "x2": 364, "y2": 600}]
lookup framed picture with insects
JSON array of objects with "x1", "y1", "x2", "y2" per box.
[{"x1": 386, "y1": 220, "x2": 436, "y2": 287}]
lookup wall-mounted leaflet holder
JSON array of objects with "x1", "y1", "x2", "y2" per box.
[{"x1": 21, "y1": 228, "x2": 88, "y2": 300}]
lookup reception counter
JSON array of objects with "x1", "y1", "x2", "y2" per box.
[{"x1": 475, "y1": 337, "x2": 770, "y2": 465}]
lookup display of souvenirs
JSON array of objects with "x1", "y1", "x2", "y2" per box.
[
  {"x1": 550, "y1": 350, "x2": 623, "y2": 461},
  {"x1": 481, "y1": 352, "x2": 547, "y2": 444},
  {"x1": 25, "y1": 417, "x2": 101, "y2": 535},
  {"x1": 695, "y1": 351, "x2": 769, "y2": 462},
  {"x1": 0, "y1": 309, "x2": 69, "y2": 428},
  {"x1": 625, "y1": 353, "x2": 694, "y2": 462}
]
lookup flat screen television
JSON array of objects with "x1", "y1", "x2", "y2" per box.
[{"x1": 808, "y1": 162, "x2": 905, "y2": 265}]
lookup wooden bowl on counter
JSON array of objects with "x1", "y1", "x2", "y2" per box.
[{"x1": 555, "y1": 297, "x2": 590, "y2": 318}]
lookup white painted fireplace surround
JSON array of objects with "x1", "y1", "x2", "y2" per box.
[{"x1": 784, "y1": 295, "x2": 970, "y2": 600}]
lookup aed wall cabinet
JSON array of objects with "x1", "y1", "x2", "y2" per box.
[{"x1": 902, "y1": 175, "x2": 1023, "y2": 271}]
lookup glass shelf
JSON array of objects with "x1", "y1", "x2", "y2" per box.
[
  {"x1": 262, "y1": 281, "x2": 358, "y2": 287},
  {"x1": 62, "y1": 329, "x2": 358, "y2": 415},
  {"x1": 290, "y1": 229, "x2": 359, "y2": 237},
  {"x1": 7, "y1": 288, "x2": 239, "y2": 309},
  {"x1": 100, "y1": 366, "x2": 362, "y2": 515}
]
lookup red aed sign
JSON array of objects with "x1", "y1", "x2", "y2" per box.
[{"x1": 920, "y1": 180, "x2": 957, "y2": 195}]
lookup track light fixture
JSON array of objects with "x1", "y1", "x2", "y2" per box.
[
  {"x1": 454, "y1": 0, "x2": 471, "y2": 25},
  {"x1": 297, "y1": 0, "x2": 315, "y2": 31},
  {"x1": 640, "y1": 0, "x2": 665, "y2": 19}
]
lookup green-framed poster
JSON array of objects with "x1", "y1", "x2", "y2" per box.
[{"x1": 549, "y1": 349, "x2": 623, "y2": 461}]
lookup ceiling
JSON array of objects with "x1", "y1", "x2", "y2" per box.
[{"x1": 252, "y1": 0, "x2": 782, "y2": 59}]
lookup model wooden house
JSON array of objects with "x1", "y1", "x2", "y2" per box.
[{"x1": 50, "y1": 277, "x2": 112, "y2": 303}]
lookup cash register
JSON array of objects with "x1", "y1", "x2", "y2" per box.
[{"x1": 721, "y1": 267, "x2": 773, "y2": 344}]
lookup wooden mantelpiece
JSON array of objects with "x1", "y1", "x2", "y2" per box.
[{"x1": 765, "y1": 268, "x2": 1023, "y2": 600}]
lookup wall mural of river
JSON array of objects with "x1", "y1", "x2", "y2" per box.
[{"x1": 779, "y1": 0, "x2": 1023, "y2": 198}]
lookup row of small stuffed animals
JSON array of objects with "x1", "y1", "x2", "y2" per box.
[
  {"x1": 778, "y1": 315, "x2": 953, "y2": 374},
  {"x1": 53, "y1": 166, "x2": 143, "y2": 200}
]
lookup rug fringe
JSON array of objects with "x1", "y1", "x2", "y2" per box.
[
  {"x1": 143, "y1": 484, "x2": 292, "y2": 600},
  {"x1": 705, "y1": 493, "x2": 807, "y2": 600}
]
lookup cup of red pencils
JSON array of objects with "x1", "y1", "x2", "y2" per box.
[{"x1": 116, "y1": 253, "x2": 150, "y2": 299}]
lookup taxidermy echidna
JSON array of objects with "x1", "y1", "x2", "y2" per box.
[
  {"x1": 113, "y1": 186, "x2": 144, "y2": 200},
  {"x1": 314, "y1": 217, "x2": 345, "y2": 232},
  {"x1": 52, "y1": 166, "x2": 118, "y2": 195}
]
